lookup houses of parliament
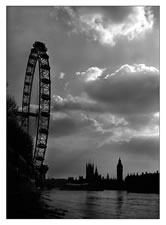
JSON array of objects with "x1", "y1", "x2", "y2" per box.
[
  {"x1": 85, "y1": 158, "x2": 123, "y2": 183},
  {"x1": 66, "y1": 158, "x2": 159, "y2": 193},
  {"x1": 66, "y1": 158, "x2": 127, "y2": 191},
  {"x1": 45, "y1": 158, "x2": 159, "y2": 193}
]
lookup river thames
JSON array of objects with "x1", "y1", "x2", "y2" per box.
[{"x1": 41, "y1": 189, "x2": 159, "y2": 219}]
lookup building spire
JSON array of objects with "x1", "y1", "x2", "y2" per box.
[
  {"x1": 118, "y1": 157, "x2": 122, "y2": 166},
  {"x1": 95, "y1": 166, "x2": 98, "y2": 176},
  {"x1": 117, "y1": 157, "x2": 123, "y2": 181}
]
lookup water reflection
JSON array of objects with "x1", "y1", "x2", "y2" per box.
[
  {"x1": 115, "y1": 191, "x2": 124, "y2": 218},
  {"x1": 41, "y1": 190, "x2": 159, "y2": 219},
  {"x1": 83, "y1": 191, "x2": 97, "y2": 218}
]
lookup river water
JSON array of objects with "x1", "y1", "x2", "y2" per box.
[{"x1": 41, "y1": 189, "x2": 159, "y2": 219}]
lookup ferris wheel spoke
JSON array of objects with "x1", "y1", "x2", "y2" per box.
[{"x1": 20, "y1": 41, "x2": 51, "y2": 177}]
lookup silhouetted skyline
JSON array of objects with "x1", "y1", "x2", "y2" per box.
[{"x1": 45, "y1": 159, "x2": 159, "y2": 194}]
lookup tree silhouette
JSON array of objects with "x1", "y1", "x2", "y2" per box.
[{"x1": 7, "y1": 95, "x2": 33, "y2": 179}]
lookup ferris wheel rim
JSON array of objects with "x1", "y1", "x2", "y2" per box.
[{"x1": 21, "y1": 41, "x2": 51, "y2": 168}]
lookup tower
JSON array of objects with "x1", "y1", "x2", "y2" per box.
[
  {"x1": 95, "y1": 166, "x2": 98, "y2": 177},
  {"x1": 86, "y1": 162, "x2": 94, "y2": 182},
  {"x1": 94, "y1": 166, "x2": 99, "y2": 181},
  {"x1": 117, "y1": 158, "x2": 123, "y2": 181}
]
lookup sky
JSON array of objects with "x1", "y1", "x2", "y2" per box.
[{"x1": 7, "y1": 6, "x2": 160, "y2": 179}]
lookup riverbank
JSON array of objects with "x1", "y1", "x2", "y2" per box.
[
  {"x1": 7, "y1": 175, "x2": 66, "y2": 219},
  {"x1": 7, "y1": 188, "x2": 66, "y2": 219}
]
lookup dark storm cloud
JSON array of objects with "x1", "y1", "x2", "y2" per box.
[
  {"x1": 50, "y1": 63, "x2": 159, "y2": 152},
  {"x1": 82, "y1": 64, "x2": 159, "y2": 114},
  {"x1": 53, "y1": 64, "x2": 159, "y2": 115}
]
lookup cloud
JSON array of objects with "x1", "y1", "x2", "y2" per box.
[
  {"x1": 76, "y1": 6, "x2": 135, "y2": 24},
  {"x1": 7, "y1": 6, "x2": 160, "y2": 178},
  {"x1": 72, "y1": 111, "x2": 159, "y2": 147},
  {"x1": 76, "y1": 67, "x2": 105, "y2": 82},
  {"x1": 105, "y1": 63, "x2": 158, "y2": 78},
  {"x1": 54, "y1": 6, "x2": 154, "y2": 46},
  {"x1": 50, "y1": 102, "x2": 159, "y2": 146},
  {"x1": 52, "y1": 64, "x2": 159, "y2": 115},
  {"x1": 49, "y1": 111, "x2": 103, "y2": 137},
  {"x1": 125, "y1": 112, "x2": 159, "y2": 131},
  {"x1": 59, "y1": 72, "x2": 66, "y2": 79},
  {"x1": 99, "y1": 123, "x2": 159, "y2": 147},
  {"x1": 82, "y1": 64, "x2": 159, "y2": 114},
  {"x1": 52, "y1": 94, "x2": 99, "y2": 112},
  {"x1": 81, "y1": 113, "x2": 112, "y2": 134},
  {"x1": 50, "y1": 63, "x2": 159, "y2": 143},
  {"x1": 84, "y1": 113, "x2": 129, "y2": 134},
  {"x1": 49, "y1": 112, "x2": 83, "y2": 136}
]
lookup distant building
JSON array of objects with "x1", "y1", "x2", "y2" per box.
[
  {"x1": 117, "y1": 158, "x2": 123, "y2": 181},
  {"x1": 125, "y1": 171, "x2": 159, "y2": 193},
  {"x1": 79, "y1": 176, "x2": 84, "y2": 182},
  {"x1": 94, "y1": 166, "x2": 98, "y2": 178},
  {"x1": 86, "y1": 162, "x2": 94, "y2": 182},
  {"x1": 86, "y1": 162, "x2": 101, "y2": 183},
  {"x1": 68, "y1": 177, "x2": 74, "y2": 182},
  {"x1": 64, "y1": 159, "x2": 159, "y2": 193}
]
